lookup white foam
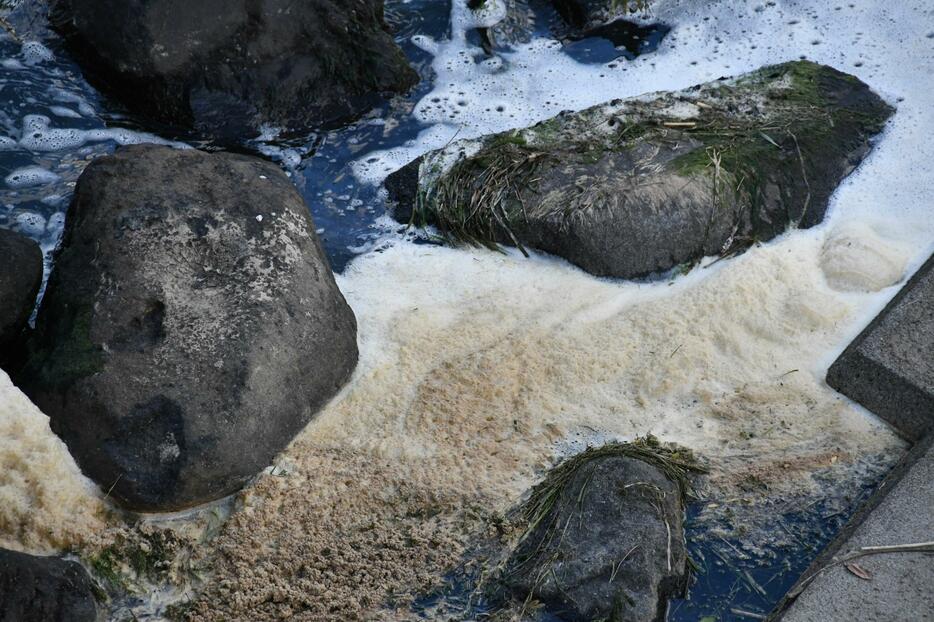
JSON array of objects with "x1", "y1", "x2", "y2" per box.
[
  {"x1": 20, "y1": 41, "x2": 54, "y2": 66},
  {"x1": 11, "y1": 210, "x2": 47, "y2": 237},
  {"x1": 49, "y1": 88, "x2": 96, "y2": 117},
  {"x1": 4, "y1": 165, "x2": 60, "y2": 189},
  {"x1": 49, "y1": 106, "x2": 82, "y2": 119},
  {"x1": 17, "y1": 114, "x2": 187, "y2": 153}
]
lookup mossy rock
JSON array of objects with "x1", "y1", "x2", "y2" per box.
[
  {"x1": 387, "y1": 61, "x2": 893, "y2": 279},
  {"x1": 489, "y1": 438, "x2": 706, "y2": 621}
]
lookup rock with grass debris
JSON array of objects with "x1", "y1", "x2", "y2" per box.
[
  {"x1": 0, "y1": 229, "x2": 42, "y2": 363},
  {"x1": 387, "y1": 61, "x2": 892, "y2": 279},
  {"x1": 491, "y1": 439, "x2": 704, "y2": 621},
  {"x1": 0, "y1": 548, "x2": 97, "y2": 622},
  {"x1": 16, "y1": 144, "x2": 358, "y2": 512},
  {"x1": 547, "y1": 0, "x2": 658, "y2": 39},
  {"x1": 49, "y1": 0, "x2": 418, "y2": 140}
]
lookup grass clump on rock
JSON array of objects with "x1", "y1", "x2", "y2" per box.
[
  {"x1": 483, "y1": 436, "x2": 708, "y2": 621},
  {"x1": 390, "y1": 60, "x2": 893, "y2": 280}
]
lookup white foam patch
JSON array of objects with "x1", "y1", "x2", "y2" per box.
[
  {"x1": 11, "y1": 210, "x2": 47, "y2": 237},
  {"x1": 5, "y1": 165, "x2": 60, "y2": 188},
  {"x1": 49, "y1": 106, "x2": 82, "y2": 119},
  {"x1": 17, "y1": 114, "x2": 186, "y2": 153},
  {"x1": 20, "y1": 41, "x2": 54, "y2": 66},
  {"x1": 0, "y1": 371, "x2": 106, "y2": 553},
  {"x1": 50, "y1": 89, "x2": 97, "y2": 117}
]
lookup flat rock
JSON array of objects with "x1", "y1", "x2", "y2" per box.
[
  {"x1": 50, "y1": 0, "x2": 418, "y2": 140},
  {"x1": 387, "y1": 61, "x2": 892, "y2": 279},
  {"x1": 827, "y1": 254, "x2": 934, "y2": 440},
  {"x1": 0, "y1": 548, "x2": 97, "y2": 622},
  {"x1": 0, "y1": 228, "x2": 42, "y2": 354},
  {"x1": 493, "y1": 441, "x2": 700, "y2": 621},
  {"x1": 775, "y1": 435, "x2": 934, "y2": 621},
  {"x1": 16, "y1": 144, "x2": 358, "y2": 511}
]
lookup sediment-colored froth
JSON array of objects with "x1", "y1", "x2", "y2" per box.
[
  {"x1": 0, "y1": 371, "x2": 105, "y2": 553},
  {"x1": 821, "y1": 222, "x2": 910, "y2": 292},
  {"x1": 186, "y1": 229, "x2": 905, "y2": 619}
]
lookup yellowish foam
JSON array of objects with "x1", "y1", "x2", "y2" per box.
[
  {"x1": 309, "y1": 228, "x2": 902, "y2": 503},
  {"x1": 821, "y1": 222, "x2": 910, "y2": 292},
  {"x1": 0, "y1": 370, "x2": 106, "y2": 553}
]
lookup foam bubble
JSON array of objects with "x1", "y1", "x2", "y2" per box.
[
  {"x1": 20, "y1": 41, "x2": 54, "y2": 66},
  {"x1": 821, "y1": 222, "x2": 910, "y2": 292},
  {"x1": 49, "y1": 106, "x2": 82, "y2": 119},
  {"x1": 4, "y1": 165, "x2": 60, "y2": 188},
  {"x1": 11, "y1": 210, "x2": 47, "y2": 237}
]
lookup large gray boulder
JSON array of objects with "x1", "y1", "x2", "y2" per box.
[
  {"x1": 387, "y1": 61, "x2": 892, "y2": 279},
  {"x1": 0, "y1": 229, "x2": 42, "y2": 356},
  {"x1": 17, "y1": 144, "x2": 358, "y2": 511},
  {"x1": 50, "y1": 0, "x2": 418, "y2": 140},
  {"x1": 0, "y1": 548, "x2": 97, "y2": 622},
  {"x1": 493, "y1": 440, "x2": 703, "y2": 621}
]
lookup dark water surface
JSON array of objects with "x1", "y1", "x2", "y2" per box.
[
  {"x1": 0, "y1": 2, "x2": 889, "y2": 620},
  {"x1": 409, "y1": 464, "x2": 888, "y2": 621}
]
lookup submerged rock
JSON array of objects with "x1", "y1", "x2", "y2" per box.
[
  {"x1": 493, "y1": 440, "x2": 702, "y2": 621},
  {"x1": 49, "y1": 0, "x2": 418, "y2": 140},
  {"x1": 0, "y1": 229, "x2": 42, "y2": 361},
  {"x1": 471, "y1": 0, "x2": 537, "y2": 52},
  {"x1": 17, "y1": 144, "x2": 358, "y2": 511},
  {"x1": 0, "y1": 548, "x2": 97, "y2": 622},
  {"x1": 387, "y1": 61, "x2": 893, "y2": 279},
  {"x1": 550, "y1": 0, "x2": 653, "y2": 39}
]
